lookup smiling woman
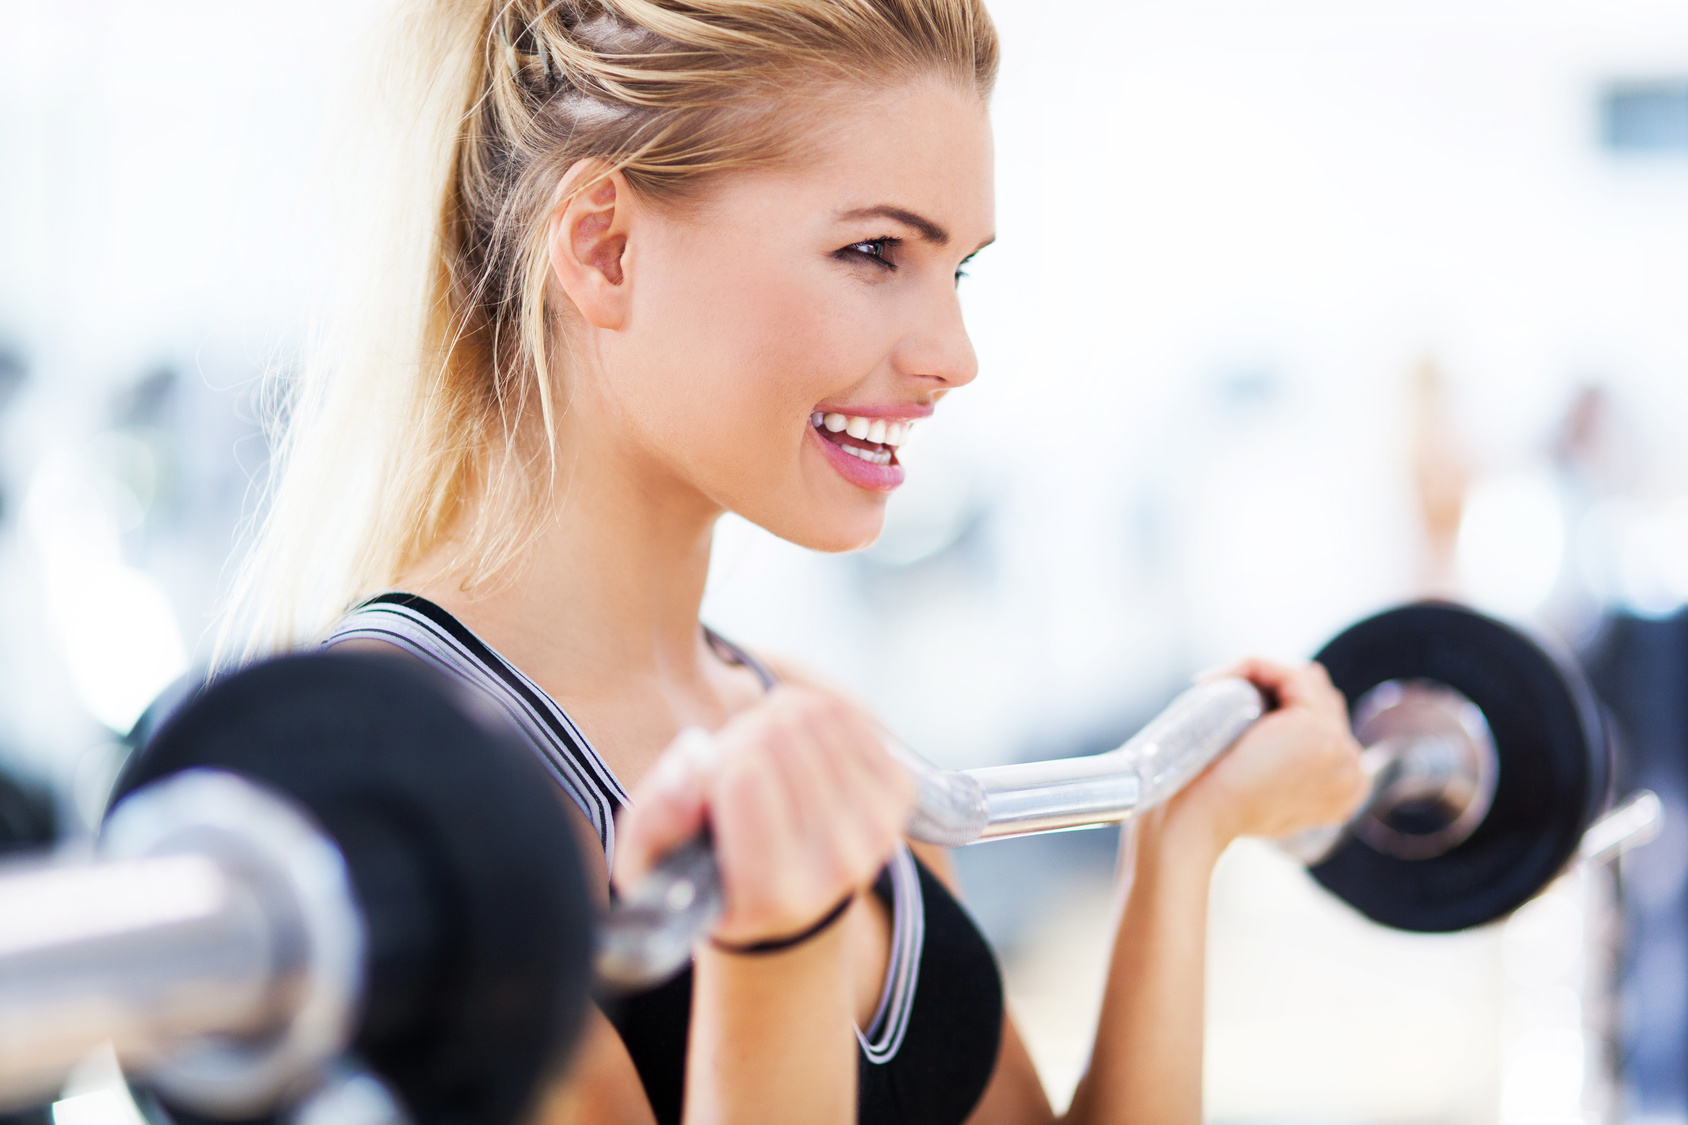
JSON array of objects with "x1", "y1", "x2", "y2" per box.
[
  {"x1": 527, "y1": 77, "x2": 995, "y2": 560},
  {"x1": 224, "y1": 0, "x2": 997, "y2": 650},
  {"x1": 217, "y1": 1, "x2": 1366, "y2": 1123}
]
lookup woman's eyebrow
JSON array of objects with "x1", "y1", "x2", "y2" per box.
[{"x1": 836, "y1": 205, "x2": 949, "y2": 245}]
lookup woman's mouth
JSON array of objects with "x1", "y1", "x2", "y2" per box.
[
  {"x1": 810, "y1": 412, "x2": 911, "y2": 465},
  {"x1": 807, "y1": 411, "x2": 916, "y2": 491}
]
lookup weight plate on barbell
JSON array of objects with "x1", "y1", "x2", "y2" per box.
[
  {"x1": 108, "y1": 651, "x2": 592, "y2": 1125},
  {"x1": 1310, "y1": 602, "x2": 1609, "y2": 933}
]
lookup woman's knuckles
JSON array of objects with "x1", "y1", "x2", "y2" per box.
[
  {"x1": 779, "y1": 685, "x2": 845, "y2": 725},
  {"x1": 813, "y1": 694, "x2": 858, "y2": 730}
]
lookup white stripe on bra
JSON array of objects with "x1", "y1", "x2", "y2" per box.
[{"x1": 326, "y1": 596, "x2": 631, "y2": 870}]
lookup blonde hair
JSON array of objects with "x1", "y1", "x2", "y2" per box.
[{"x1": 222, "y1": 0, "x2": 998, "y2": 660}]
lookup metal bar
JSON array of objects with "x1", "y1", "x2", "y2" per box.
[
  {"x1": 596, "y1": 837, "x2": 725, "y2": 994},
  {"x1": 895, "y1": 676, "x2": 1266, "y2": 845},
  {"x1": 0, "y1": 852, "x2": 276, "y2": 1110},
  {"x1": 0, "y1": 772, "x2": 363, "y2": 1118},
  {"x1": 970, "y1": 756, "x2": 1141, "y2": 840},
  {"x1": 595, "y1": 677, "x2": 1268, "y2": 989}
]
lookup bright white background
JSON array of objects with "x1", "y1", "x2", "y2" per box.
[{"x1": 3, "y1": 1, "x2": 1688, "y2": 1121}]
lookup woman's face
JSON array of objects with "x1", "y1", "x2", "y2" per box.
[{"x1": 565, "y1": 77, "x2": 995, "y2": 552}]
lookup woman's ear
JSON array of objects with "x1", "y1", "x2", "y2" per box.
[{"x1": 548, "y1": 163, "x2": 634, "y2": 330}]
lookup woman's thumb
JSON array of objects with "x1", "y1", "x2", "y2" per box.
[{"x1": 613, "y1": 727, "x2": 715, "y2": 889}]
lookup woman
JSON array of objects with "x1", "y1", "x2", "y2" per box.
[{"x1": 230, "y1": 0, "x2": 1368, "y2": 1121}]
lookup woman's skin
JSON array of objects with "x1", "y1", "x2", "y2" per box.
[{"x1": 404, "y1": 75, "x2": 1369, "y2": 1125}]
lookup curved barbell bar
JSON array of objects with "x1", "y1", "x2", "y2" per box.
[
  {"x1": 598, "y1": 676, "x2": 1268, "y2": 989},
  {"x1": 599, "y1": 673, "x2": 1660, "y2": 992}
]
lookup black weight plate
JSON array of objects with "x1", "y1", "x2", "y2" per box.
[
  {"x1": 1310, "y1": 603, "x2": 1608, "y2": 933},
  {"x1": 108, "y1": 651, "x2": 592, "y2": 1125}
]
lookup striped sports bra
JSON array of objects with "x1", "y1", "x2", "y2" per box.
[{"x1": 328, "y1": 592, "x2": 1002, "y2": 1125}]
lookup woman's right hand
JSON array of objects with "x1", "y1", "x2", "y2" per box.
[{"x1": 612, "y1": 686, "x2": 917, "y2": 947}]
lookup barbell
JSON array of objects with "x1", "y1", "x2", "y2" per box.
[{"x1": 601, "y1": 602, "x2": 1655, "y2": 987}]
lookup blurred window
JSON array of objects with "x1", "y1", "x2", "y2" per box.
[{"x1": 1602, "y1": 82, "x2": 1688, "y2": 153}]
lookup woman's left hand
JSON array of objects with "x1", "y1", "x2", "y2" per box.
[{"x1": 1165, "y1": 658, "x2": 1368, "y2": 848}]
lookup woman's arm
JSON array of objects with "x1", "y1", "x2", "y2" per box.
[
  {"x1": 1060, "y1": 808, "x2": 1227, "y2": 1123},
  {"x1": 535, "y1": 1008, "x2": 660, "y2": 1125},
  {"x1": 687, "y1": 932, "x2": 857, "y2": 1123},
  {"x1": 964, "y1": 659, "x2": 1366, "y2": 1125},
  {"x1": 937, "y1": 814, "x2": 1230, "y2": 1125}
]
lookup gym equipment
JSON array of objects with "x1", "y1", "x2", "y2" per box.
[
  {"x1": 1309, "y1": 603, "x2": 1610, "y2": 931},
  {"x1": 0, "y1": 652, "x2": 593, "y2": 1125},
  {"x1": 603, "y1": 602, "x2": 1644, "y2": 989}
]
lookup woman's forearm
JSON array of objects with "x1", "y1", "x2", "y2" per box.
[
  {"x1": 1062, "y1": 810, "x2": 1230, "y2": 1125},
  {"x1": 685, "y1": 926, "x2": 858, "y2": 1125}
]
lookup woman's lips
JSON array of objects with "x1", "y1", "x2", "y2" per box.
[{"x1": 808, "y1": 417, "x2": 907, "y2": 492}]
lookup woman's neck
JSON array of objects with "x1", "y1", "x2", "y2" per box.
[{"x1": 409, "y1": 431, "x2": 725, "y2": 706}]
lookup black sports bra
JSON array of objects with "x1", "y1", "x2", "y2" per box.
[{"x1": 328, "y1": 593, "x2": 1004, "y2": 1125}]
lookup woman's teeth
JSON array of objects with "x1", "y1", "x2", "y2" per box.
[
  {"x1": 810, "y1": 412, "x2": 913, "y2": 449},
  {"x1": 839, "y1": 443, "x2": 893, "y2": 465}
]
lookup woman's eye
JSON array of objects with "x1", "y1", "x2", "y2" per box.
[{"x1": 840, "y1": 238, "x2": 898, "y2": 269}]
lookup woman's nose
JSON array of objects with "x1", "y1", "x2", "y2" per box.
[{"x1": 892, "y1": 287, "x2": 979, "y2": 390}]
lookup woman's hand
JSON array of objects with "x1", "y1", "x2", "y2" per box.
[
  {"x1": 1165, "y1": 658, "x2": 1368, "y2": 849},
  {"x1": 612, "y1": 685, "x2": 916, "y2": 946}
]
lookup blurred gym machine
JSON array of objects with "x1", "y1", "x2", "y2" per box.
[{"x1": 1585, "y1": 608, "x2": 1688, "y2": 1121}]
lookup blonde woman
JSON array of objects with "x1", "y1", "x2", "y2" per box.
[{"x1": 231, "y1": 0, "x2": 1367, "y2": 1121}]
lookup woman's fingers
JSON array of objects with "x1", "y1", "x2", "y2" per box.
[
  {"x1": 786, "y1": 690, "x2": 914, "y2": 888},
  {"x1": 1214, "y1": 656, "x2": 1344, "y2": 713},
  {"x1": 612, "y1": 727, "x2": 713, "y2": 890},
  {"x1": 762, "y1": 692, "x2": 874, "y2": 889},
  {"x1": 713, "y1": 731, "x2": 809, "y2": 923},
  {"x1": 694, "y1": 686, "x2": 914, "y2": 944},
  {"x1": 1209, "y1": 658, "x2": 1352, "y2": 756},
  {"x1": 796, "y1": 693, "x2": 915, "y2": 869},
  {"x1": 1175, "y1": 652, "x2": 1368, "y2": 841}
]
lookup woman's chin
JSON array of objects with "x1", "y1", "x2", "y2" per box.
[
  {"x1": 750, "y1": 504, "x2": 887, "y2": 554},
  {"x1": 813, "y1": 525, "x2": 885, "y2": 554},
  {"x1": 798, "y1": 518, "x2": 886, "y2": 553}
]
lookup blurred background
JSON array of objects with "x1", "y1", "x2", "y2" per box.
[{"x1": 3, "y1": 0, "x2": 1688, "y2": 1122}]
